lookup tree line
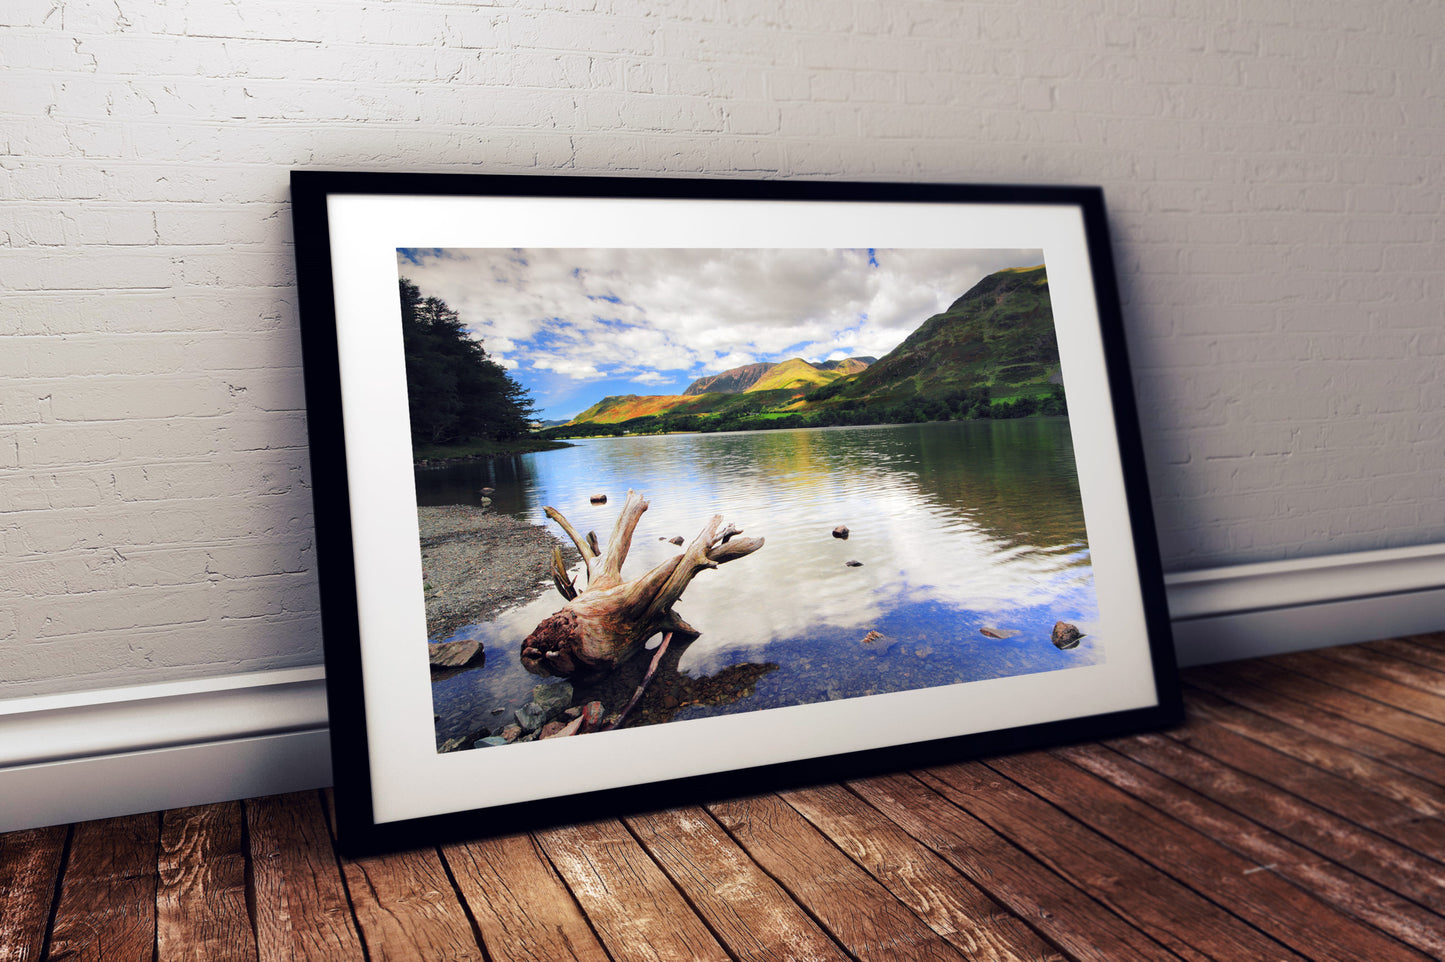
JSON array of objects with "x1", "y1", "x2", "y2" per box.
[
  {"x1": 399, "y1": 278, "x2": 536, "y2": 447},
  {"x1": 538, "y1": 384, "x2": 1067, "y2": 440}
]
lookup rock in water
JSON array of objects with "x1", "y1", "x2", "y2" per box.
[
  {"x1": 590, "y1": 493, "x2": 607, "y2": 504},
  {"x1": 531, "y1": 680, "x2": 574, "y2": 717},
  {"x1": 1051, "y1": 621, "x2": 1084, "y2": 650},
  {"x1": 980, "y1": 627, "x2": 1021, "y2": 639},
  {"x1": 832, "y1": 525, "x2": 850, "y2": 540},
  {"x1": 861, "y1": 630, "x2": 884, "y2": 645},
  {"x1": 844, "y1": 560, "x2": 863, "y2": 567},
  {"x1": 428, "y1": 638, "x2": 485, "y2": 679}
]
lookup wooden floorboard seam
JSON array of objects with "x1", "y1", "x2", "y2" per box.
[
  {"x1": 1007, "y1": 748, "x2": 1434, "y2": 961},
  {"x1": 1056, "y1": 741, "x2": 1445, "y2": 959}
]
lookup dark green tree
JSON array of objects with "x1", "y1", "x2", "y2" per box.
[{"x1": 399, "y1": 278, "x2": 537, "y2": 445}]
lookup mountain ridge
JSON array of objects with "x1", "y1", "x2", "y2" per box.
[
  {"x1": 561, "y1": 265, "x2": 1057, "y2": 428},
  {"x1": 681, "y1": 356, "x2": 876, "y2": 397}
]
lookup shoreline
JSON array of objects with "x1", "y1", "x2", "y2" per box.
[
  {"x1": 414, "y1": 438, "x2": 575, "y2": 468},
  {"x1": 418, "y1": 506, "x2": 580, "y2": 641},
  {"x1": 538, "y1": 413, "x2": 1070, "y2": 442}
]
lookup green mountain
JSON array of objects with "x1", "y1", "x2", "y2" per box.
[
  {"x1": 680, "y1": 356, "x2": 874, "y2": 397},
  {"x1": 749, "y1": 357, "x2": 851, "y2": 393},
  {"x1": 572, "y1": 356, "x2": 876, "y2": 424},
  {"x1": 831, "y1": 265, "x2": 1057, "y2": 404},
  {"x1": 558, "y1": 266, "x2": 1059, "y2": 432}
]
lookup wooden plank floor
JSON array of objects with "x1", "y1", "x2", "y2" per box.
[{"x1": 5, "y1": 633, "x2": 1445, "y2": 961}]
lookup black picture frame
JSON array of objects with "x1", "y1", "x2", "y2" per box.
[{"x1": 291, "y1": 170, "x2": 1181, "y2": 854}]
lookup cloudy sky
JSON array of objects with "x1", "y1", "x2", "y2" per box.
[{"x1": 397, "y1": 247, "x2": 1044, "y2": 421}]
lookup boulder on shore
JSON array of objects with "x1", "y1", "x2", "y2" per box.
[{"x1": 429, "y1": 638, "x2": 485, "y2": 679}]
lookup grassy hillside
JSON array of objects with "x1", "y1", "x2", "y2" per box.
[
  {"x1": 833, "y1": 264, "x2": 1056, "y2": 404},
  {"x1": 568, "y1": 387, "x2": 805, "y2": 425},
  {"x1": 570, "y1": 393, "x2": 696, "y2": 424},
  {"x1": 555, "y1": 266, "x2": 1063, "y2": 435},
  {"x1": 748, "y1": 357, "x2": 849, "y2": 393},
  {"x1": 819, "y1": 357, "x2": 873, "y2": 376}
]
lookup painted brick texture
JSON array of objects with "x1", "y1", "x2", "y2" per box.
[{"x1": 3, "y1": 0, "x2": 1443, "y2": 696}]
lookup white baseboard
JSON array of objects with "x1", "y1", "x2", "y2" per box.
[
  {"x1": 3, "y1": 544, "x2": 1442, "y2": 833},
  {"x1": 0, "y1": 667, "x2": 331, "y2": 833},
  {"x1": 0, "y1": 731, "x2": 332, "y2": 833},
  {"x1": 1165, "y1": 542, "x2": 1445, "y2": 667}
]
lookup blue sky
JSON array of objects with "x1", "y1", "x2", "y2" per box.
[{"x1": 397, "y1": 247, "x2": 1043, "y2": 420}]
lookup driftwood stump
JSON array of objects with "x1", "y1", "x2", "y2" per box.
[{"x1": 520, "y1": 490, "x2": 763, "y2": 683}]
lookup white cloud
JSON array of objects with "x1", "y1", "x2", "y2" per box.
[
  {"x1": 705, "y1": 350, "x2": 759, "y2": 373},
  {"x1": 397, "y1": 247, "x2": 1043, "y2": 386},
  {"x1": 527, "y1": 353, "x2": 605, "y2": 380}
]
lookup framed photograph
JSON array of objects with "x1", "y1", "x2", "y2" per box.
[{"x1": 291, "y1": 171, "x2": 1181, "y2": 852}]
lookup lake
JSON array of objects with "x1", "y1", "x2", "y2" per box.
[{"x1": 419, "y1": 419, "x2": 1101, "y2": 744}]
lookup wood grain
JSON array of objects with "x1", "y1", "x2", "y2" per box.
[
  {"x1": 537, "y1": 818, "x2": 731, "y2": 962},
  {"x1": 627, "y1": 804, "x2": 855, "y2": 962},
  {"x1": 779, "y1": 782, "x2": 1064, "y2": 962},
  {"x1": 156, "y1": 801, "x2": 257, "y2": 962},
  {"x1": 1185, "y1": 663, "x2": 1445, "y2": 787},
  {"x1": 1360, "y1": 636, "x2": 1445, "y2": 675},
  {"x1": 338, "y1": 844, "x2": 483, "y2": 962},
  {"x1": 0, "y1": 824, "x2": 67, "y2": 962},
  {"x1": 441, "y1": 831, "x2": 610, "y2": 962},
  {"x1": 247, "y1": 791, "x2": 366, "y2": 961},
  {"x1": 845, "y1": 772, "x2": 1180, "y2": 961},
  {"x1": 992, "y1": 749, "x2": 1432, "y2": 962},
  {"x1": 1396, "y1": 631, "x2": 1445, "y2": 654},
  {"x1": 46, "y1": 813, "x2": 160, "y2": 962},
  {"x1": 321, "y1": 789, "x2": 483, "y2": 961},
  {"x1": 1318, "y1": 642, "x2": 1445, "y2": 696},
  {"x1": 917, "y1": 760, "x2": 1305, "y2": 961},
  {"x1": 1272, "y1": 650, "x2": 1445, "y2": 725},
  {"x1": 708, "y1": 792, "x2": 966, "y2": 962},
  {"x1": 1184, "y1": 687, "x2": 1445, "y2": 815},
  {"x1": 1195, "y1": 657, "x2": 1445, "y2": 754},
  {"x1": 1165, "y1": 714, "x2": 1445, "y2": 860},
  {"x1": 1058, "y1": 741, "x2": 1445, "y2": 959},
  {"x1": 1107, "y1": 731, "x2": 1445, "y2": 914}
]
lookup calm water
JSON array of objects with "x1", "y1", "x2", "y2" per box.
[{"x1": 421, "y1": 420, "x2": 1101, "y2": 742}]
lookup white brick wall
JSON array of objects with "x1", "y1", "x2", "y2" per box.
[{"x1": 3, "y1": 0, "x2": 1443, "y2": 697}]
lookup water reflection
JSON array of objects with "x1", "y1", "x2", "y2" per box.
[{"x1": 427, "y1": 420, "x2": 1100, "y2": 743}]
